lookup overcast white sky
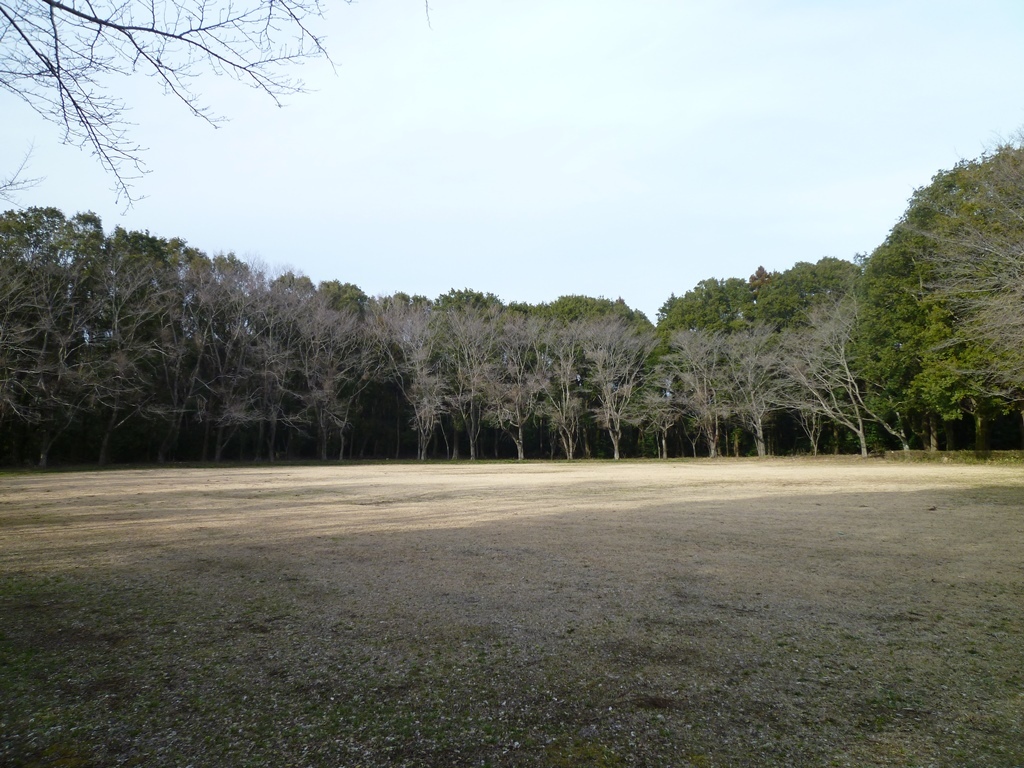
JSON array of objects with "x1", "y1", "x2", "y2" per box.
[{"x1": 4, "y1": 1, "x2": 1024, "y2": 320}]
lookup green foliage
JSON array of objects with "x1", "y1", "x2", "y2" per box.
[
  {"x1": 534, "y1": 295, "x2": 653, "y2": 330},
  {"x1": 657, "y1": 258, "x2": 860, "y2": 338},
  {"x1": 273, "y1": 270, "x2": 316, "y2": 296},
  {"x1": 318, "y1": 280, "x2": 368, "y2": 315},
  {"x1": 373, "y1": 291, "x2": 432, "y2": 310},
  {"x1": 105, "y1": 226, "x2": 176, "y2": 270},
  {"x1": 855, "y1": 146, "x2": 1020, "y2": 449},
  {"x1": 657, "y1": 276, "x2": 753, "y2": 334},
  {"x1": 434, "y1": 287, "x2": 503, "y2": 312},
  {"x1": 753, "y1": 257, "x2": 861, "y2": 329}
]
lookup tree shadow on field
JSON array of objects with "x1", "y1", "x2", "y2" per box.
[{"x1": 2, "y1": 482, "x2": 1023, "y2": 767}]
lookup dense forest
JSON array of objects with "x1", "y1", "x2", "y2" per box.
[{"x1": 3, "y1": 143, "x2": 1024, "y2": 466}]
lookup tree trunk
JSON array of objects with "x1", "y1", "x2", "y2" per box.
[
  {"x1": 806, "y1": 413, "x2": 821, "y2": 456},
  {"x1": 928, "y1": 413, "x2": 940, "y2": 452},
  {"x1": 214, "y1": 424, "x2": 228, "y2": 462},
  {"x1": 559, "y1": 428, "x2": 573, "y2": 460},
  {"x1": 318, "y1": 416, "x2": 329, "y2": 461},
  {"x1": 855, "y1": 418, "x2": 868, "y2": 457},
  {"x1": 944, "y1": 420, "x2": 957, "y2": 451},
  {"x1": 891, "y1": 411, "x2": 911, "y2": 451},
  {"x1": 202, "y1": 419, "x2": 212, "y2": 462},
  {"x1": 706, "y1": 419, "x2": 719, "y2": 458},
  {"x1": 975, "y1": 413, "x2": 991, "y2": 452},
  {"x1": 37, "y1": 428, "x2": 52, "y2": 468},
  {"x1": 98, "y1": 407, "x2": 119, "y2": 465},
  {"x1": 468, "y1": 410, "x2": 479, "y2": 460},
  {"x1": 267, "y1": 414, "x2": 278, "y2": 462},
  {"x1": 753, "y1": 418, "x2": 766, "y2": 457},
  {"x1": 157, "y1": 426, "x2": 176, "y2": 463},
  {"x1": 395, "y1": 394, "x2": 402, "y2": 459}
]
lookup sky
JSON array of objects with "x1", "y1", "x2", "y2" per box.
[{"x1": 4, "y1": 0, "x2": 1024, "y2": 320}]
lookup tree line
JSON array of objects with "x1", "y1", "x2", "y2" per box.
[{"x1": 3, "y1": 143, "x2": 1024, "y2": 466}]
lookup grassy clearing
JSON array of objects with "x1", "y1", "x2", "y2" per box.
[
  {"x1": 2, "y1": 461, "x2": 1023, "y2": 766},
  {"x1": 882, "y1": 449, "x2": 1024, "y2": 465}
]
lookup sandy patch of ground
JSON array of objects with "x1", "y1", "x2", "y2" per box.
[{"x1": 2, "y1": 459, "x2": 1023, "y2": 766}]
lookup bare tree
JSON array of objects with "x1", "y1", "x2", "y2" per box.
[
  {"x1": 580, "y1": 317, "x2": 657, "y2": 460},
  {"x1": 722, "y1": 325, "x2": 785, "y2": 457},
  {"x1": 540, "y1": 320, "x2": 585, "y2": 460},
  {"x1": 635, "y1": 366, "x2": 680, "y2": 459},
  {"x1": 0, "y1": 148, "x2": 40, "y2": 203},
  {"x1": 151, "y1": 250, "x2": 210, "y2": 462},
  {"x1": 249, "y1": 272, "x2": 306, "y2": 460},
  {"x1": 668, "y1": 328, "x2": 729, "y2": 458},
  {"x1": 792, "y1": 406, "x2": 824, "y2": 456},
  {"x1": 0, "y1": 210, "x2": 111, "y2": 465},
  {"x1": 1, "y1": 0, "x2": 332, "y2": 198},
  {"x1": 0, "y1": 250, "x2": 34, "y2": 427},
  {"x1": 486, "y1": 313, "x2": 548, "y2": 460},
  {"x1": 370, "y1": 299, "x2": 446, "y2": 461},
  {"x1": 25, "y1": 262, "x2": 97, "y2": 466},
  {"x1": 86, "y1": 231, "x2": 166, "y2": 464},
  {"x1": 781, "y1": 298, "x2": 875, "y2": 457},
  {"x1": 295, "y1": 294, "x2": 366, "y2": 461},
  {"x1": 191, "y1": 255, "x2": 263, "y2": 461},
  {"x1": 438, "y1": 307, "x2": 498, "y2": 460}
]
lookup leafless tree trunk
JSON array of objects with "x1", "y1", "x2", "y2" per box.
[
  {"x1": 722, "y1": 325, "x2": 785, "y2": 457},
  {"x1": 0, "y1": 253, "x2": 34, "y2": 426},
  {"x1": 153, "y1": 259, "x2": 208, "y2": 463},
  {"x1": 793, "y1": 408, "x2": 823, "y2": 456},
  {"x1": 2, "y1": 212, "x2": 103, "y2": 466},
  {"x1": 440, "y1": 307, "x2": 498, "y2": 461},
  {"x1": 370, "y1": 299, "x2": 447, "y2": 461},
  {"x1": 295, "y1": 295, "x2": 365, "y2": 461},
  {"x1": 192, "y1": 257, "x2": 263, "y2": 461},
  {"x1": 251, "y1": 274, "x2": 317, "y2": 461},
  {"x1": 486, "y1": 314, "x2": 547, "y2": 460},
  {"x1": 668, "y1": 329, "x2": 730, "y2": 458},
  {"x1": 540, "y1": 321, "x2": 585, "y2": 460},
  {"x1": 580, "y1": 318, "x2": 657, "y2": 460},
  {"x1": 635, "y1": 368, "x2": 680, "y2": 459},
  {"x1": 781, "y1": 298, "x2": 873, "y2": 457},
  {"x1": 86, "y1": 237, "x2": 165, "y2": 464}
]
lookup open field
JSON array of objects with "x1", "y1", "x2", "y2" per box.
[{"x1": 2, "y1": 459, "x2": 1023, "y2": 767}]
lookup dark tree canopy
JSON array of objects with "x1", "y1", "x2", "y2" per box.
[
  {"x1": 657, "y1": 258, "x2": 861, "y2": 336},
  {"x1": 533, "y1": 294, "x2": 652, "y2": 329},
  {"x1": 7, "y1": 134, "x2": 1024, "y2": 471}
]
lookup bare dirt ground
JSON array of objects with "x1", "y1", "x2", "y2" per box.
[{"x1": 2, "y1": 459, "x2": 1023, "y2": 767}]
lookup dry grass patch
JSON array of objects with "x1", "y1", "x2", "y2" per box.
[{"x1": 2, "y1": 459, "x2": 1023, "y2": 766}]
